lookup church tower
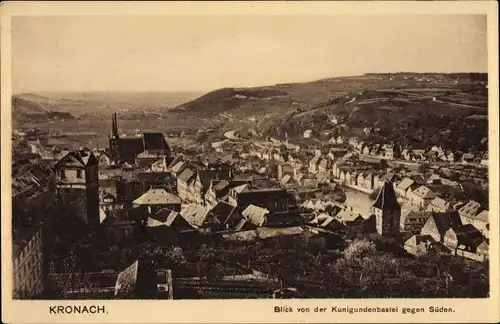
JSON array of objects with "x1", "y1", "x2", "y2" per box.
[
  {"x1": 372, "y1": 181, "x2": 401, "y2": 236},
  {"x1": 109, "y1": 113, "x2": 120, "y2": 164}
]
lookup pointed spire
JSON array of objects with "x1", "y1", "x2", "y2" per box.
[{"x1": 373, "y1": 181, "x2": 400, "y2": 210}]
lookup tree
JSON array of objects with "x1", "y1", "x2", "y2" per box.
[{"x1": 344, "y1": 239, "x2": 376, "y2": 261}]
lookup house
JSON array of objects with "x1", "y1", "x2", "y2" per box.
[
  {"x1": 480, "y1": 151, "x2": 488, "y2": 166},
  {"x1": 401, "y1": 211, "x2": 432, "y2": 234},
  {"x1": 420, "y1": 211, "x2": 463, "y2": 243},
  {"x1": 372, "y1": 182, "x2": 401, "y2": 236},
  {"x1": 278, "y1": 163, "x2": 294, "y2": 180},
  {"x1": 241, "y1": 204, "x2": 270, "y2": 228},
  {"x1": 461, "y1": 153, "x2": 475, "y2": 164},
  {"x1": 132, "y1": 188, "x2": 182, "y2": 214},
  {"x1": 381, "y1": 171, "x2": 400, "y2": 185},
  {"x1": 230, "y1": 188, "x2": 299, "y2": 226},
  {"x1": 337, "y1": 209, "x2": 376, "y2": 234},
  {"x1": 136, "y1": 151, "x2": 166, "y2": 168},
  {"x1": 309, "y1": 213, "x2": 346, "y2": 233},
  {"x1": 137, "y1": 171, "x2": 176, "y2": 193},
  {"x1": 409, "y1": 186, "x2": 437, "y2": 208},
  {"x1": 13, "y1": 226, "x2": 44, "y2": 299},
  {"x1": 176, "y1": 168, "x2": 197, "y2": 202},
  {"x1": 395, "y1": 177, "x2": 415, "y2": 198},
  {"x1": 145, "y1": 208, "x2": 193, "y2": 245},
  {"x1": 426, "y1": 197, "x2": 453, "y2": 213},
  {"x1": 447, "y1": 152, "x2": 455, "y2": 163},
  {"x1": 192, "y1": 169, "x2": 233, "y2": 205},
  {"x1": 309, "y1": 156, "x2": 322, "y2": 174},
  {"x1": 318, "y1": 158, "x2": 331, "y2": 176},
  {"x1": 475, "y1": 239, "x2": 489, "y2": 261},
  {"x1": 443, "y1": 224, "x2": 484, "y2": 251},
  {"x1": 459, "y1": 201, "x2": 488, "y2": 234},
  {"x1": 169, "y1": 160, "x2": 188, "y2": 178},
  {"x1": 150, "y1": 157, "x2": 170, "y2": 172},
  {"x1": 100, "y1": 190, "x2": 118, "y2": 212},
  {"x1": 210, "y1": 200, "x2": 241, "y2": 230},
  {"x1": 404, "y1": 234, "x2": 434, "y2": 256},
  {"x1": 281, "y1": 174, "x2": 300, "y2": 188},
  {"x1": 303, "y1": 130, "x2": 313, "y2": 139},
  {"x1": 204, "y1": 180, "x2": 230, "y2": 207},
  {"x1": 180, "y1": 204, "x2": 218, "y2": 232},
  {"x1": 361, "y1": 172, "x2": 374, "y2": 190}
]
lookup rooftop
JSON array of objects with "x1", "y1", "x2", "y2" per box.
[
  {"x1": 133, "y1": 189, "x2": 181, "y2": 205},
  {"x1": 373, "y1": 182, "x2": 400, "y2": 211}
]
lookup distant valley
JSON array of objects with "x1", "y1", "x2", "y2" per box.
[{"x1": 12, "y1": 72, "x2": 488, "y2": 152}]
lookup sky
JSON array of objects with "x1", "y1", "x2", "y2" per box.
[{"x1": 11, "y1": 15, "x2": 487, "y2": 93}]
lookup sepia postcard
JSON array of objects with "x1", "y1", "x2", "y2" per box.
[{"x1": 1, "y1": 1, "x2": 499, "y2": 323}]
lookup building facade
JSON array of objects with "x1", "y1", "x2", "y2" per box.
[
  {"x1": 55, "y1": 150, "x2": 100, "y2": 228},
  {"x1": 373, "y1": 182, "x2": 401, "y2": 236}
]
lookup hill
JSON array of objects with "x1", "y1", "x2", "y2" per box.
[
  {"x1": 171, "y1": 73, "x2": 488, "y2": 151},
  {"x1": 12, "y1": 94, "x2": 75, "y2": 124}
]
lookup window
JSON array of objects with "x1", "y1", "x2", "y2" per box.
[
  {"x1": 59, "y1": 170, "x2": 66, "y2": 179},
  {"x1": 76, "y1": 169, "x2": 83, "y2": 179}
]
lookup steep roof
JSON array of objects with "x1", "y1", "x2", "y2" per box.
[
  {"x1": 474, "y1": 210, "x2": 489, "y2": 222},
  {"x1": 428, "y1": 211, "x2": 463, "y2": 235},
  {"x1": 412, "y1": 186, "x2": 437, "y2": 200},
  {"x1": 242, "y1": 204, "x2": 269, "y2": 227},
  {"x1": 458, "y1": 200, "x2": 482, "y2": 219},
  {"x1": 133, "y1": 188, "x2": 181, "y2": 205},
  {"x1": 197, "y1": 169, "x2": 232, "y2": 191},
  {"x1": 381, "y1": 171, "x2": 398, "y2": 182},
  {"x1": 143, "y1": 132, "x2": 170, "y2": 151},
  {"x1": 429, "y1": 197, "x2": 450, "y2": 210},
  {"x1": 397, "y1": 178, "x2": 415, "y2": 191},
  {"x1": 373, "y1": 182, "x2": 401, "y2": 210},
  {"x1": 210, "y1": 200, "x2": 236, "y2": 224},
  {"x1": 55, "y1": 150, "x2": 97, "y2": 168},
  {"x1": 181, "y1": 204, "x2": 214, "y2": 228},
  {"x1": 213, "y1": 180, "x2": 231, "y2": 192},
  {"x1": 177, "y1": 168, "x2": 196, "y2": 183}
]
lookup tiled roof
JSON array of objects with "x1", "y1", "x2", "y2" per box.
[
  {"x1": 458, "y1": 200, "x2": 482, "y2": 218},
  {"x1": 210, "y1": 200, "x2": 236, "y2": 224},
  {"x1": 412, "y1": 186, "x2": 437, "y2": 199},
  {"x1": 242, "y1": 204, "x2": 269, "y2": 227},
  {"x1": 133, "y1": 189, "x2": 181, "y2": 205},
  {"x1": 474, "y1": 210, "x2": 488, "y2": 222},
  {"x1": 397, "y1": 178, "x2": 415, "y2": 191},
  {"x1": 430, "y1": 211, "x2": 462, "y2": 235},
  {"x1": 429, "y1": 197, "x2": 450, "y2": 209},
  {"x1": 181, "y1": 204, "x2": 213, "y2": 227},
  {"x1": 143, "y1": 133, "x2": 170, "y2": 151},
  {"x1": 177, "y1": 168, "x2": 196, "y2": 183}
]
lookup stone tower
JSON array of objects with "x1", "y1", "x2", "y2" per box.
[
  {"x1": 55, "y1": 150, "x2": 100, "y2": 228},
  {"x1": 372, "y1": 181, "x2": 401, "y2": 236}
]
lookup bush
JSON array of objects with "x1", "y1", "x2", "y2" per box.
[{"x1": 344, "y1": 239, "x2": 376, "y2": 260}]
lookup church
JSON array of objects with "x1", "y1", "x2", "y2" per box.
[{"x1": 108, "y1": 113, "x2": 171, "y2": 165}]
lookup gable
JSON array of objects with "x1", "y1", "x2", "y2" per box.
[{"x1": 56, "y1": 152, "x2": 85, "y2": 168}]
